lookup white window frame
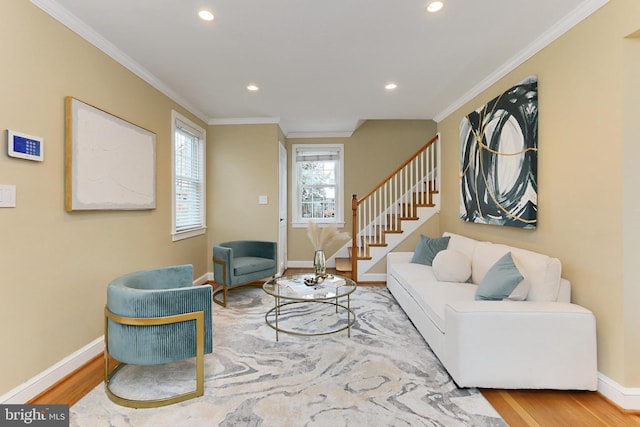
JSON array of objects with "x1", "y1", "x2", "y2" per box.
[
  {"x1": 171, "y1": 110, "x2": 207, "y2": 241},
  {"x1": 291, "y1": 143, "x2": 345, "y2": 228}
]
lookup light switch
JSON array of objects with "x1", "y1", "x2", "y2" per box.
[
  {"x1": 258, "y1": 195, "x2": 268, "y2": 205},
  {"x1": 0, "y1": 185, "x2": 16, "y2": 208}
]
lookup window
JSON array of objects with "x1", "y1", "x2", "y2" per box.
[
  {"x1": 172, "y1": 111, "x2": 206, "y2": 241},
  {"x1": 292, "y1": 144, "x2": 344, "y2": 228}
]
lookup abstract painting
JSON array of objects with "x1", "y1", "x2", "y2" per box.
[{"x1": 459, "y1": 76, "x2": 538, "y2": 229}]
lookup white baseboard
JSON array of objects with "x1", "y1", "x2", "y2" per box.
[
  {"x1": 285, "y1": 260, "x2": 308, "y2": 269},
  {"x1": 598, "y1": 372, "x2": 640, "y2": 411},
  {"x1": 358, "y1": 273, "x2": 386, "y2": 282},
  {"x1": 194, "y1": 272, "x2": 210, "y2": 285},
  {"x1": 0, "y1": 336, "x2": 104, "y2": 404}
]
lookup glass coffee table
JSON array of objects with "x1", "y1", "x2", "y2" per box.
[{"x1": 263, "y1": 274, "x2": 357, "y2": 341}]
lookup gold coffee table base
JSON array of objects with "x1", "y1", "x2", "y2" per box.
[
  {"x1": 263, "y1": 274, "x2": 357, "y2": 342},
  {"x1": 265, "y1": 299, "x2": 356, "y2": 341}
]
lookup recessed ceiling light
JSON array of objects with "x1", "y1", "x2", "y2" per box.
[
  {"x1": 385, "y1": 82, "x2": 398, "y2": 91},
  {"x1": 198, "y1": 10, "x2": 214, "y2": 21},
  {"x1": 247, "y1": 84, "x2": 259, "y2": 92},
  {"x1": 426, "y1": 1, "x2": 443, "y2": 13}
]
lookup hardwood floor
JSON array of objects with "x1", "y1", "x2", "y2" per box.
[
  {"x1": 481, "y1": 389, "x2": 640, "y2": 426},
  {"x1": 28, "y1": 354, "x2": 105, "y2": 406},
  {"x1": 28, "y1": 278, "x2": 640, "y2": 426}
]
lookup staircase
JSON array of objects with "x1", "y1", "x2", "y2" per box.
[{"x1": 335, "y1": 134, "x2": 441, "y2": 282}]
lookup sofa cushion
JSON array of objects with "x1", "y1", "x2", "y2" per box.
[
  {"x1": 432, "y1": 250, "x2": 472, "y2": 283},
  {"x1": 388, "y1": 262, "x2": 476, "y2": 333},
  {"x1": 471, "y1": 241, "x2": 561, "y2": 302},
  {"x1": 475, "y1": 252, "x2": 526, "y2": 301},
  {"x1": 411, "y1": 235, "x2": 450, "y2": 266},
  {"x1": 506, "y1": 278, "x2": 531, "y2": 301},
  {"x1": 233, "y1": 257, "x2": 277, "y2": 276}
]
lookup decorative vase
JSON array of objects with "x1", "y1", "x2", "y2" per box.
[{"x1": 313, "y1": 250, "x2": 327, "y2": 276}]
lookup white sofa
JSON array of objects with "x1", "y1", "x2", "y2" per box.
[{"x1": 386, "y1": 232, "x2": 598, "y2": 390}]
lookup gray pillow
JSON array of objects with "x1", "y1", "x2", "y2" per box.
[
  {"x1": 475, "y1": 252, "x2": 526, "y2": 301},
  {"x1": 410, "y1": 235, "x2": 450, "y2": 266}
]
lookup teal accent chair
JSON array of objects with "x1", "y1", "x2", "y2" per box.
[
  {"x1": 104, "y1": 264, "x2": 213, "y2": 408},
  {"x1": 213, "y1": 240, "x2": 277, "y2": 307}
]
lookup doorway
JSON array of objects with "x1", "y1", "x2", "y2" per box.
[{"x1": 277, "y1": 141, "x2": 288, "y2": 275}]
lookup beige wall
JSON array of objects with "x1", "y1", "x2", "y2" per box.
[
  {"x1": 622, "y1": 30, "x2": 640, "y2": 386},
  {"x1": 206, "y1": 124, "x2": 280, "y2": 263},
  {"x1": 436, "y1": 0, "x2": 640, "y2": 387},
  {"x1": 286, "y1": 120, "x2": 437, "y2": 262},
  {"x1": 0, "y1": 2, "x2": 208, "y2": 395}
]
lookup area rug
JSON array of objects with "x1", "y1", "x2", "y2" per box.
[{"x1": 71, "y1": 286, "x2": 506, "y2": 426}]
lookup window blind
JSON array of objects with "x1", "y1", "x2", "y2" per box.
[
  {"x1": 175, "y1": 123, "x2": 203, "y2": 232},
  {"x1": 296, "y1": 148, "x2": 340, "y2": 162}
]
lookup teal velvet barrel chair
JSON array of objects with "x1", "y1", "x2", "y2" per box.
[
  {"x1": 104, "y1": 264, "x2": 213, "y2": 408},
  {"x1": 212, "y1": 240, "x2": 277, "y2": 307}
]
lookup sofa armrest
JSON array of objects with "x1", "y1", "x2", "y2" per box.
[
  {"x1": 557, "y1": 278, "x2": 571, "y2": 302},
  {"x1": 213, "y1": 245, "x2": 233, "y2": 284},
  {"x1": 444, "y1": 301, "x2": 597, "y2": 390}
]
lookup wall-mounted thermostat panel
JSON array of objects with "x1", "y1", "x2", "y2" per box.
[{"x1": 7, "y1": 130, "x2": 44, "y2": 161}]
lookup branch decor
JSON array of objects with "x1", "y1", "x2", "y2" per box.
[
  {"x1": 307, "y1": 221, "x2": 349, "y2": 275},
  {"x1": 307, "y1": 221, "x2": 349, "y2": 251}
]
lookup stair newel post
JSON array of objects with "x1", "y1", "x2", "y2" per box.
[{"x1": 351, "y1": 194, "x2": 359, "y2": 283}]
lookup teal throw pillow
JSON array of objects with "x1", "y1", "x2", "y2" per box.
[
  {"x1": 411, "y1": 235, "x2": 450, "y2": 266},
  {"x1": 475, "y1": 252, "x2": 525, "y2": 301}
]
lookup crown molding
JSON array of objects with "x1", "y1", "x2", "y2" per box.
[
  {"x1": 32, "y1": 0, "x2": 610, "y2": 132},
  {"x1": 208, "y1": 117, "x2": 281, "y2": 126},
  {"x1": 433, "y1": 0, "x2": 609, "y2": 123},
  {"x1": 30, "y1": 0, "x2": 208, "y2": 123},
  {"x1": 286, "y1": 131, "x2": 354, "y2": 139},
  {"x1": 206, "y1": 118, "x2": 364, "y2": 139}
]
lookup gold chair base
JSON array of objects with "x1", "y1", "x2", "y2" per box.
[
  {"x1": 104, "y1": 308, "x2": 205, "y2": 408},
  {"x1": 210, "y1": 281, "x2": 228, "y2": 308},
  {"x1": 210, "y1": 280, "x2": 266, "y2": 308},
  {"x1": 104, "y1": 361, "x2": 203, "y2": 408}
]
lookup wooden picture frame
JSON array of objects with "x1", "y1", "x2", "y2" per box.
[{"x1": 65, "y1": 97, "x2": 156, "y2": 211}]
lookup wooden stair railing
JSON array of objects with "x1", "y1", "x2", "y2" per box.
[{"x1": 350, "y1": 134, "x2": 440, "y2": 281}]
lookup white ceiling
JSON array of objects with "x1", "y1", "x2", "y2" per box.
[{"x1": 32, "y1": 0, "x2": 607, "y2": 136}]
